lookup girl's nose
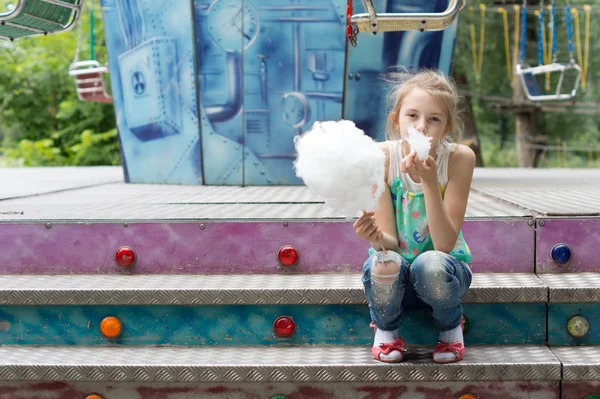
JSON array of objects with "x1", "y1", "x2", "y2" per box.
[{"x1": 416, "y1": 120, "x2": 427, "y2": 133}]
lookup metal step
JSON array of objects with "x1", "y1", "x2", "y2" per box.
[
  {"x1": 0, "y1": 273, "x2": 547, "y2": 305},
  {"x1": 552, "y1": 346, "x2": 600, "y2": 380},
  {"x1": 0, "y1": 345, "x2": 560, "y2": 383},
  {"x1": 540, "y1": 273, "x2": 600, "y2": 303}
]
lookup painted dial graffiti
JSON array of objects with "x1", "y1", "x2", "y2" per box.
[
  {"x1": 206, "y1": 0, "x2": 260, "y2": 52},
  {"x1": 281, "y1": 92, "x2": 311, "y2": 128}
]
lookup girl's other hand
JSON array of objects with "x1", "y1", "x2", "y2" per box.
[{"x1": 353, "y1": 211, "x2": 383, "y2": 243}]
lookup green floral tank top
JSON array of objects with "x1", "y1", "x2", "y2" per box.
[{"x1": 390, "y1": 177, "x2": 472, "y2": 263}]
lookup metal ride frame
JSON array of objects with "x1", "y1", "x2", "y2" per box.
[
  {"x1": 347, "y1": 0, "x2": 466, "y2": 46},
  {"x1": 0, "y1": 0, "x2": 82, "y2": 41},
  {"x1": 515, "y1": 0, "x2": 581, "y2": 102}
]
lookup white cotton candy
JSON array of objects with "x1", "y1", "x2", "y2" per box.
[
  {"x1": 406, "y1": 124, "x2": 432, "y2": 161},
  {"x1": 294, "y1": 120, "x2": 385, "y2": 216}
]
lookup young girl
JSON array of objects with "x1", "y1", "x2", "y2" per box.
[{"x1": 353, "y1": 70, "x2": 475, "y2": 364}]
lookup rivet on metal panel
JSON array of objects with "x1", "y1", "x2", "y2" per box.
[
  {"x1": 348, "y1": 73, "x2": 354, "y2": 79},
  {"x1": 283, "y1": 221, "x2": 289, "y2": 227},
  {"x1": 539, "y1": 220, "x2": 545, "y2": 226},
  {"x1": 123, "y1": 223, "x2": 128, "y2": 228},
  {"x1": 199, "y1": 224, "x2": 205, "y2": 230},
  {"x1": 45, "y1": 223, "x2": 52, "y2": 229},
  {"x1": 527, "y1": 220, "x2": 534, "y2": 226}
]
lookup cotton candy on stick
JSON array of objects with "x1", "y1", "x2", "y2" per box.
[
  {"x1": 294, "y1": 120, "x2": 388, "y2": 251},
  {"x1": 406, "y1": 124, "x2": 432, "y2": 161}
]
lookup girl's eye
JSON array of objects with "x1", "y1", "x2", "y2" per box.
[
  {"x1": 430, "y1": 117, "x2": 440, "y2": 122},
  {"x1": 408, "y1": 114, "x2": 417, "y2": 118}
]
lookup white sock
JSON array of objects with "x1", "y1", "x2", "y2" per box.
[
  {"x1": 374, "y1": 328, "x2": 403, "y2": 361},
  {"x1": 434, "y1": 325, "x2": 464, "y2": 362},
  {"x1": 438, "y1": 325, "x2": 464, "y2": 345}
]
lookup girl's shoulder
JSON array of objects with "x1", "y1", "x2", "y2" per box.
[{"x1": 448, "y1": 143, "x2": 476, "y2": 178}]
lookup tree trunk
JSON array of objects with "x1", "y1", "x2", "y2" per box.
[
  {"x1": 511, "y1": 37, "x2": 538, "y2": 167},
  {"x1": 452, "y1": 69, "x2": 484, "y2": 167}
]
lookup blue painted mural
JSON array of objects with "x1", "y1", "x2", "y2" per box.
[
  {"x1": 101, "y1": 0, "x2": 459, "y2": 185},
  {"x1": 0, "y1": 304, "x2": 544, "y2": 346},
  {"x1": 100, "y1": 0, "x2": 201, "y2": 185}
]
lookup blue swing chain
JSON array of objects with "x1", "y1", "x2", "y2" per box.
[
  {"x1": 551, "y1": 2, "x2": 557, "y2": 63},
  {"x1": 565, "y1": 0, "x2": 575, "y2": 64},
  {"x1": 537, "y1": 2, "x2": 544, "y2": 66},
  {"x1": 519, "y1": 2, "x2": 527, "y2": 65}
]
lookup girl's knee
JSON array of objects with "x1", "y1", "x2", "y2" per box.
[
  {"x1": 364, "y1": 251, "x2": 407, "y2": 303},
  {"x1": 410, "y1": 250, "x2": 448, "y2": 280}
]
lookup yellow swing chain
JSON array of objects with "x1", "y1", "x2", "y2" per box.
[
  {"x1": 498, "y1": 7, "x2": 512, "y2": 82},
  {"x1": 512, "y1": 5, "x2": 521, "y2": 87},
  {"x1": 571, "y1": 5, "x2": 591, "y2": 91},
  {"x1": 469, "y1": 4, "x2": 486, "y2": 85}
]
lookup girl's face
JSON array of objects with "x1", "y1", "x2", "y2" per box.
[{"x1": 397, "y1": 88, "x2": 449, "y2": 153}]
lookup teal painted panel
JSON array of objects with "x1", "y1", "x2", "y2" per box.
[
  {"x1": 549, "y1": 304, "x2": 600, "y2": 345},
  {"x1": 0, "y1": 303, "x2": 545, "y2": 346}
]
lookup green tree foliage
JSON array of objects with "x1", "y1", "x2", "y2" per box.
[
  {"x1": 0, "y1": 0, "x2": 117, "y2": 166},
  {"x1": 453, "y1": 0, "x2": 600, "y2": 167}
]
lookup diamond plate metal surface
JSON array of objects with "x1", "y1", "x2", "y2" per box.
[
  {"x1": 0, "y1": 346, "x2": 560, "y2": 382},
  {"x1": 540, "y1": 273, "x2": 600, "y2": 303},
  {"x1": 472, "y1": 168, "x2": 600, "y2": 216},
  {"x1": 0, "y1": 273, "x2": 547, "y2": 305},
  {"x1": 0, "y1": 168, "x2": 554, "y2": 221},
  {"x1": 551, "y1": 346, "x2": 600, "y2": 380},
  {"x1": 461, "y1": 273, "x2": 547, "y2": 303},
  {"x1": 0, "y1": 167, "x2": 123, "y2": 201}
]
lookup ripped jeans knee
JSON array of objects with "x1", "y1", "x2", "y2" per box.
[
  {"x1": 371, "y1": 252, "x2": 402, "y2": 304},
  {"x1": 362, "y1": 251, "x2": 408, "y2": 331}
]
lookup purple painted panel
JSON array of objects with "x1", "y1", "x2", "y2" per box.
[
  {"x1": 462, "y1": 219, "x2": 534, "y2": 273},
  {"x1": 0, "y1": 381, "x2": 559, "y2": 399},
  {"x1": 536, "y1": 218, "x2": 600, "y2": 273},
  {"x1": 562, "y1": 381, "x2": 600, "y2": 399},
  {"x1": 0, "y1": 219, "x2": 532, "y2": 275}
]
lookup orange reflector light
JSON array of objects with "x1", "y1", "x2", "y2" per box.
[
  {"x1": 458, "y1": 394, "x2": 478, "y2": 399},
  {"x1": 85, "y1": 394, "x2": 104, "y2": 399},
  {"x1": 100, "y1": 316, "x2": 123, "y2": 338}
]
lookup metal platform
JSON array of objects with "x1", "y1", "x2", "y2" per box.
[
  {"x1": 1, "y1": 167, "x2": 598, "y2": 221},
  {"x1": 0, "y1": 345, "x2": 560, "y2": 382},
  {"x1": 0, "y1": 273, "x2": 547, "y2": 305}
]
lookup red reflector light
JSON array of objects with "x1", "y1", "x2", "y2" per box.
[
  {"x1": 115, "y1": 246, "x2": 136, "y2": 267},
  {"x1": 277, "y1": 245, "x2": 299, "y2": 266},
  {"x1": 273, "y1": 316, "x2": 296, "y2": 337}
]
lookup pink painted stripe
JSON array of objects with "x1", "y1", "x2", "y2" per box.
[{"x1": 0, "y1": 219, "x2": 533, "y2": 274}]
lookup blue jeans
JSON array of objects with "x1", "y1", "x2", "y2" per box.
[{"x1": 362, "y1": 250, "x2": 472, "y2": 332}]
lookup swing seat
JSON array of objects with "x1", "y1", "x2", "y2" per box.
[
  {"x1": 516, "y1": 62, "x2": 581, "y2": 102},
  {"x1": 0, "y1": 0, "x2": 82, "y2": 41},
  {"x1": 350, "y1": 0, "x2": 466, "y2": 34},
  {"x1": 68, "y1": 60, "x2": 112, "y2": 104}
]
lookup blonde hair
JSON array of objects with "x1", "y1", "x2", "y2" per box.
[{"x1": 383, "y1": 69, "x2": 464, "y2": 142}]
